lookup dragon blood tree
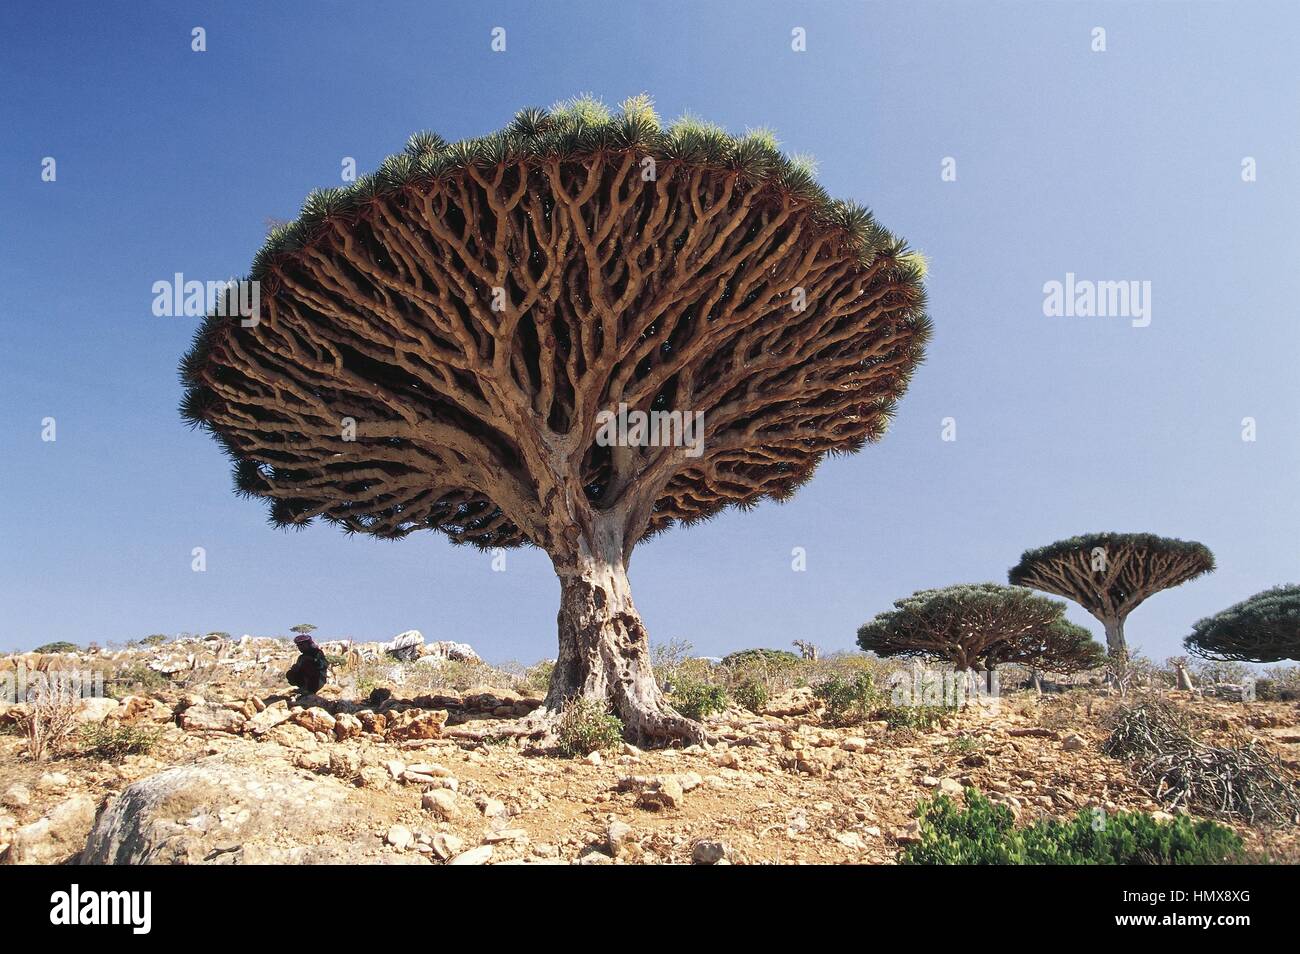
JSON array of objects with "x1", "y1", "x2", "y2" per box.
[
  {"x1": 179, "y1": 97, "x2": 930, "y2": 745},
  {"x1": 856, "y1": 583, "x2": 1104, "y2": 673},
  {"x1": 1184, "y1": 585, "x2": 1300, "y2": 663},
  {"x1": 1008, "y1": 532, "x2": 1214, "y2": 657}
]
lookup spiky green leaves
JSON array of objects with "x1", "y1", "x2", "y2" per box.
[
  {"x1": 1008, "y1": 532, "x2": 1214, "y2": 631},
  {"x1": 1011, "y1": 533, "x2": 1215, "y2": 580},
  {"x1": 1185, "y1": 585, "x2": 1300, "y2": 663},
  {"x1": 235, "y1": 94, "x2": 916, "y2": 286}
]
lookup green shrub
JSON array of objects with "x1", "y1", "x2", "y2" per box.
[
  {"x1": 78, "y1": 722, "x2": 162, "y2": 761},
  {"x1": 140, "y1": 634, "x2": 169, "y2": 647},
  {"x1": 722, "y1": 648, "x2": 800, "y2": 669},
  {"x1": 947, "y1": 734, "x2": 984, "y2": 757},
  {"x1": 34, "y1": 641, "x2": 79, "y2": 654},
  {"x1": 324, "y1": 654, "x2": 349, "y2": 669},
  {"x1": 669, "y1": 677, "x2": 728, "y2": 720},
  {"x1": 732, "y1": 679, "x2": 769, "y2": 712},
  {"x1": 108, "y1": 663, "x2": 170, "y2": 697},
  {"x1": 878, "y1": 702, "x2": 955, "y2": 731},
  {"x1": 814, "y1": 672, "x2": 878, "y2": 726},
  {"x1": 523, "y1": 660, "x2": 554, "y2": 693},
  {"x1": 555, "y1": 698, "x2": 624, "y2": 757},
  {"x1": 903, "y1": 789, "x2": 1246, "y2": 865}
]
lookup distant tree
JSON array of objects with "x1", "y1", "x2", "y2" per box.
[
  {"x1": 291, "y1": 624, "x2": 318, "y2": 637},
  {"x1": 856, "y1": 583, "x2": 1104, "y2": 673},
  {"x1": 33, "y1": 641, "x2": 79, "y2": 655},
  {"x1": 792, "y1": 639, "x2": 820, "y2": 661},
  {"x1": 1184, "y1": 585, "x2": 1300, "y2": 663},
  {"x1": 1009, "y1": 533, "x2": 1214, "y2": 657},
  {"x1": 721, "y1": 648, "x2": 801, "y2": 668},
  {"x1": 141, "y1": 634, "x2": 169, "y2": 647}
]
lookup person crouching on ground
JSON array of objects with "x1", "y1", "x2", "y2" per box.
[{"x1": 287, "y1": 632, "x2": 329, "y2": 695}]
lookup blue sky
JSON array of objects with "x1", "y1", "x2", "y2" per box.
[{"x1": 2, "y1": 1, "x2": 1297, "y2": 665}]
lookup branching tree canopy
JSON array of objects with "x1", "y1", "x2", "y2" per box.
[
  {"x1": 179, "y1": 96, "x2": 930, "y2": 744},
  {"x1": 1008, "y1": 533, "x2": 1214, "y2": 657},
  {"x1": 1184, "y1": 585, "x2": 1300, "y2": 663},
  {"x1": 856, "y1": 583, "x2": 1104, "y2": 673}
]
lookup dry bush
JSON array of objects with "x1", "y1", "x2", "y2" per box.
[
  {"x1": 1101, "y1": 699, "x2": 1196, "y2": 759},
  {"x1": 15, "y1": 681, "x2": 82, "y2": 760},
  {"x1": 1103, "y1": 700, "x2": 1300, "y2": 826},
  {"x1": 1037, "y1": 693, "x2": 1088, "y2": 731}
]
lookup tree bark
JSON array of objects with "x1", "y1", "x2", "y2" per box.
[
  {"x1": 1102, "y1": 616, "x2": 1126, "y2": 657},
  {"x1": 542, "y1": 521, "x2": 703, "y2": 747}
]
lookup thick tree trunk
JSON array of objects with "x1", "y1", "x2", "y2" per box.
[
  {"x1": 1102, "y1": 616, "x2": 1126, "y2": 657},
  {"x1": 542, "y1": 523, "x2": 703, "y2": 747}
]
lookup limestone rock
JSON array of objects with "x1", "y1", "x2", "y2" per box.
[
  {"x1": 420, "y1": 640, "x2": 480, "y2": 663},
  {"x1": 430, "y1": 833, "x2": 463, "y2": 860},
  {"x1": 692, "y1": 840, "x2": 728, "y2": 865},
  {"x1": 332, "y1": 712, "x2": 362, "y2": 740},
  {"x1": 80, "y1": 760, "x2": 372, "y2": 864},
  {"x1": 383, "y1": 631, "x2": 425, "y2": 662},
  {"x1": 607, "y1": 820, "x2": 633, "y2": 857},
  {"x1": 448, "y1": 844, "x2": 493, "y2": 866},
  {"x1": 384, "y1": 709, "x2": 448, "y2": 742},
  {"x1": 385, "y1": 824, "x2": 414, "y2": 851},
  {"x1": 938, "y1": 778, "x2": 964, "y2": 796},
  {"x1": 290, "y1": 707, "x2": 336, "y2": 735},
  {"x1": 421, "y1": 789, "x2": 459, "y2": 819},
  {"x1": 3, "y1": 794, "x2": 97, "y2": 865},
  {"x1": 76, "y1": 697, "x2": 121, "y2": 722},
  {"x1": 178, "y1": 703, "x2": 246, "y2": 734}
]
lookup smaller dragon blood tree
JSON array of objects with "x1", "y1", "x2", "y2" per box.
[
  {"x1": 1009, "y1": 533, "x2": 1214, "y2": 657},
  {"x1": 856, "y1": 583, "x2": 1104, "y2": 673},
  {"x1": 1184, "y1": 584, "x2": 1300, "y2": 663}
]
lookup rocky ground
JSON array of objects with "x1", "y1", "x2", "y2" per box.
[{"x1": 2, "y1": 634, "x2": 1298, "y2": 865}]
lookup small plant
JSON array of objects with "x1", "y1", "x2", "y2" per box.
[
  {"x1": 523, "y1": 660, "x2": 555, "y2": 693},
  {"x1": 669, "y1": 677, "x2": 728, "y2": 721},
  {"x1": 555, "y1": 698, "x2": 624, "y2": 757},
  {"x1": 814, "y1": 672, "x2": 878, "y2": 726},
  {"x1": 732, "y1": 679, "x2": 769, "y2": 713},
  {"x1": 79, "y1": 722, "x2": 161, "y2": 760},
  {"x1": 108, "y1": 662, "x2": 169, "y2": 697},
  {"x1": 947, "y1": 734, "x2": 984, "y2": 757},
  {"x1": 324, "y1": 654, "x2": 349, "y2": 669},
  {"x1": 33, "y1": 641, "x2": 79, "y2": 654},
  {"x1": 15, "y1": 682, "x2": 82, "y2": 760},
  {"x1": 903, "y1": 789, "x2": 1246, "y2": 865},
  {"x1": 878, "y1": 702, "x2": 955, "y2": 731}
]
